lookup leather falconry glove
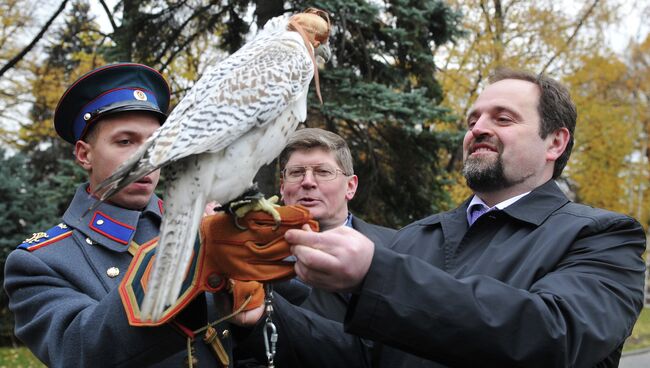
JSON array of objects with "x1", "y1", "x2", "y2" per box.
[{"x1": 120, "y1": 205, "x2": 317, "y2": 326}]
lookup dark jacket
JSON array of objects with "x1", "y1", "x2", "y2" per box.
[
  {"x1": 234, "y1": 215, "x2": 396, "y2": 367},
  {"x1": 300, "y1": 216, "x2": 397, "y2": 321},
  {"x1": 4, "y1": 184, "x2": 231, "y2": 367},
  {"x1": 248, "y1": 180, "x2": 646, "y2": 367}
]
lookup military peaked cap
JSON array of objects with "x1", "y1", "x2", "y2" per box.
[{"x1": 54, "y1": 63, "x2": 171, "y2": 144}]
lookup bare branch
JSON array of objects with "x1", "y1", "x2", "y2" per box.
[
  {"x1": 540, "y1": 0, "x2": 600, "y2": 74},
  {"x1": 0, "y1": 0, "x2": 70, "y2": 79},
  {"x1": 98, "y1": 0, "x2": 118, "y2": 32}
]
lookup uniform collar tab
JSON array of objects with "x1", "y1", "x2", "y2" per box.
[
  {"x1": 63, "y1": 184, "x2": 162, "y2": 251},
  {"x1": 89, "y1": 211, "x2": 136, "y2": 245}
]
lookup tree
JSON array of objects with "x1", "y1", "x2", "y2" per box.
[
  {"x1": 98, "y1": 0, "x2": 465, "y2": 227},
  {"x1": 0, "y1": 149, "x2": 85, "y2": 345},
  {"x1": 624, "y1": 33, "x2": 650, "y2": 226},
  {"x1": 564, "y1": 54, "x2": 636, "y2": 214}
]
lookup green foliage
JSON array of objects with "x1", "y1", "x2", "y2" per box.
[
  {"x1": 0, "y1": 346, "x2": 44, "y2": 367},
  {"x1": 624, "y1": 308, "x2": 650, "y2": 352}
]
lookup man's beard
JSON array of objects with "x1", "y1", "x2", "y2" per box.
[{"x1": 462, "y1": 153, "x2": 512, "y2": 192}]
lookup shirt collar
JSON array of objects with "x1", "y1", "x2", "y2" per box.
[
  {"x1": 344, "y1": 212, "x2": 353, "y2": 228},
  {"x1": 466, "y1": 191, "x2": 530, "y2": 225}
]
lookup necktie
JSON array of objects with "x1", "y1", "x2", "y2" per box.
[{"x1": 469, "y1": 204, "x2": 490, "y2": 226}]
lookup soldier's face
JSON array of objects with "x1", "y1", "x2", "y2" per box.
[
  {"x1": 280, "y1": 148, "x2": 357, "y2": 231},
  {"x1": 75, "y1": 112, "x2": 161, "y2": 210}
]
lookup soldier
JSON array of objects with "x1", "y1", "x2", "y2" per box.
[{"x1": 4, "y1": 63, "x2": 232, "y2": 367}]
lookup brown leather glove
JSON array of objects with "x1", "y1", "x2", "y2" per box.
[
  {"x1": 199, "y1": 204, "x2": 319, "y2": 282},
  {"x1": 120, "y1": 205, "x2": 316, "y2": 327},
  {"x1": 228, "y1": 279, "x2": 264, "y2": 312}
]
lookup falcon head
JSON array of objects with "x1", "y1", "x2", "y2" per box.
[{"x1": 289, "y1": 8, "x2": 332, "y2": 63}]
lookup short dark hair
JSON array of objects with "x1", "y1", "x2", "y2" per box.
[
  {"x1": 489, "y1": 68, "x2": 577, "y2": 178},
  {"x1": 279, "y1": 128, "x2": 354, "y2": 175}
]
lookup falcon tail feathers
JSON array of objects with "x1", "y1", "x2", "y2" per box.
[{"x1": 140, "y1": 192, "x2": 206, "y2": 322}]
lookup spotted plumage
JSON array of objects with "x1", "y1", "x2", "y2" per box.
[{"x1": 91, "y1": 9, "x2": 331, "y2": 321}]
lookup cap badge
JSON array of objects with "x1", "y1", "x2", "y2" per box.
[{"x1": 133, "y1": 90, "x2": 147, "y2": 101}]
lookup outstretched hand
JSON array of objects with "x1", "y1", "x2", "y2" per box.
[{"x1": 286, "y1": 225, "x2": 374, "y2": 292}]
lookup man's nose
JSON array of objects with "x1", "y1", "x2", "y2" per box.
[
  {"x1": 470, "y1": 115, "x2": 492, "y2": 137},
  {"x1": 300, "y1": 169, "x2": 317, "y2": 187}
]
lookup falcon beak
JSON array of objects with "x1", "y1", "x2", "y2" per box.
[{"x1": 315, "y1": 43, "x2": 331, "y2": 66}]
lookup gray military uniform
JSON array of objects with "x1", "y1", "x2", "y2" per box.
[{"x1": 4, "y1": 184, "x2": 231, "y2": 367}]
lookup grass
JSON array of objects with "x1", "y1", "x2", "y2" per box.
[
  {"x1": 625, "y1": 307, "x2": 650, "y2": 352},
  {"x1": 0, "y1": 347, "x2": 43, "y2": 368},
  {"x1": 0, "y1": 308, "x2": 647, "y2": 365}
]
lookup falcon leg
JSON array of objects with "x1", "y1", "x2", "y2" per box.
[{"x1": 220, "y1": 185, "x2": 281, "y2": 230}]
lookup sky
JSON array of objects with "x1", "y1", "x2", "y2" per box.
[{"x1": 605, "y1": 0, "x2": 650, "y2": 53}]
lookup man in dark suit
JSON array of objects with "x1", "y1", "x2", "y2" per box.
[
  {"x1": 232, "y1": 128, "x2": 395, "y2": 366},
  {"x1": 277, "y1": 128, "x2": 396, "y2": 322}
]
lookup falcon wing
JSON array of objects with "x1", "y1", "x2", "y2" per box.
[{"x1": 92, "y1": 31, "x2": 314, "y2": 201}]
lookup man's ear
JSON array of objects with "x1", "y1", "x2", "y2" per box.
[
  {"x1": 546, "y1": 127, "x2": 570, "y2": 162},
  {"x1": 345, "y1": 175, "x2": 359, "y2": 201},
  {"x1": 75, "y1": 140, "x2": 93, "y2": 171}
]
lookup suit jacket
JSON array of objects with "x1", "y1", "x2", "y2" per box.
[
  {"x1": 4, "y1": 184, "x2": 231, "y2": 367},
  {"x1": 233, "y1": 215, "x2": 396, "y2": 367}
]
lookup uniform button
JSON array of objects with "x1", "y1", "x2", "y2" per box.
[
  {"x1": 106, "y1": 267, "x2": 120, "y2": 278},
  {"x1": 83, "y1": 112, "x2": 91, "y2": 121},
  {"x1": 222, "y1": 329, "x2": 230, "y2": 339},
  {"x1": 96, "y1": 219, "x2": 104, "y2": 225},
  {"x1": 85, "y1": 237, "x2": 94, "y2": 245}
]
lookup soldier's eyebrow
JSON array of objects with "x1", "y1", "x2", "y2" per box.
[{"x1": 110, "y1": 128, "x2": 150, "y2": 141}]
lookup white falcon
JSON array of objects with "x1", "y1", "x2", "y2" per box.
[{"x1": 92, "y1": 8, "x2": 331, "y2": 321}]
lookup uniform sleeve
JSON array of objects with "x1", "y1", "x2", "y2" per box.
[
  {"x1": 344, "y1": 216, "x2": 646, "y2": 367},
  {"x1": 233, "y1": 294, "x2": 371, "y2": 367},
  {"x1": 3, "y1": 249, "x2": 189, "y2": 367}
]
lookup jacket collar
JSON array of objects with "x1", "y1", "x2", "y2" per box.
[
  {"x1": 63, "y1": 183, "x2": 163, "y2": 252},
  {"x1": 500, "y1": 180, "x2": 570, "y2": 226},
  {"x1": 420, "y1": 180, "x2": 570, "y2": 227}
]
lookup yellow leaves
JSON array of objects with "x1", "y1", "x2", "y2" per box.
[
  {"x1": 566, "y1": 54, "x2": 642, "y2": 216},
  {"x1": 14, "y1": 54, "x2": 107, "y2": 145}
]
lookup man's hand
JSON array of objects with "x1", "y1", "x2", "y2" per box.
[
  {"x1": 227, "y1": 280, "x2": 265, "y2": 326},
  {"x1": 229, "y1": 305, "x2": 265, "y2": 326},
  {"x1": 286, "y1": 225, "x2": 374, "y2": 292}
]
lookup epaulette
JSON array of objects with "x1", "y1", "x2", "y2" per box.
[{"x1": 18, "y1": 223, "x2": 73, "y2": 251}]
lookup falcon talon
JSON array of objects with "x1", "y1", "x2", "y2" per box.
[{"x1": 233, "y1": 216, "x2": 248, "y2": 231}]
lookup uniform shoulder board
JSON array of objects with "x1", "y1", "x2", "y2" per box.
[{"x1": 17, "y1": 223, "x2": 73, "y2": 251}]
